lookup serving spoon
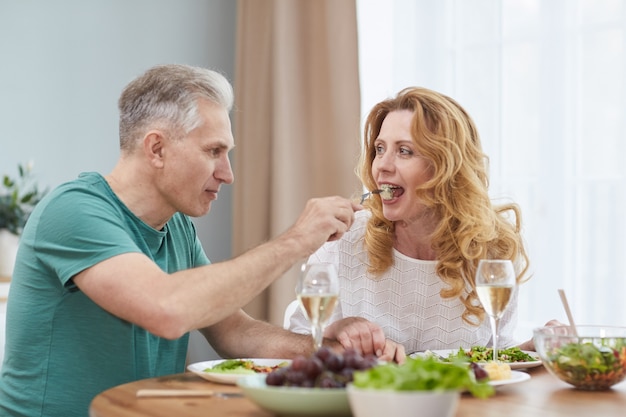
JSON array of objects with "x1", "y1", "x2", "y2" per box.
[{"x1": 557, "y1": 288, "x2": 578, "y2": 336}]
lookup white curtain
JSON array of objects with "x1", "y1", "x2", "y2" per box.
[{"x1": 357, "y1": 0, "x2": 626, "y2": 341}]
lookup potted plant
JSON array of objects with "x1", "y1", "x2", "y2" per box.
[{"x1": 0, "y1": 162, "x2": 47, "y2": 277}]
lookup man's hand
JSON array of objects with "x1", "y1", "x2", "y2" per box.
[
  {"x1": 284, "y1": 197, "x2": 361, "y2": 257},
  {"x1": 323, "y1": 316, "x2": 406, "y2": 363}
]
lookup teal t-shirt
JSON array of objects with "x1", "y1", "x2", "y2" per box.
[{"x1": 0, "y1": 172, "x2": 210, "y2": 417}]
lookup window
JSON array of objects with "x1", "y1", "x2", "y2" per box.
[{"x1": 357, "y1": 0, "x2": 626, "y2": 340}]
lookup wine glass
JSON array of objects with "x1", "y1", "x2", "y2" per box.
[
  {"x1": 295, "y1": 263, "x2": 340, "y2": 351},
  {"x1": 475, "y1": 259, "x2": 516, "y2": 362}
]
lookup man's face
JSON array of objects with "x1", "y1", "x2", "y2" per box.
[{"x1": 157, "y1": 99, "x2": 235, "y2": 218}]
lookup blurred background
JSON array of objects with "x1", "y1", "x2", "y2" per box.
[
  {"x1": 0, "y1": 0, "x2": 237, "y2": 362},
  {"x1": 1, "y1": 0, "x2": 625, "y2": 363},
  {"x1": 357, "y1": 0, "x2": 626, "y2": 340}
]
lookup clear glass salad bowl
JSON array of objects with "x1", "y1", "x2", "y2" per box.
[{"x1": 533, "y1": 325, "x2": 626, "y2": 390}]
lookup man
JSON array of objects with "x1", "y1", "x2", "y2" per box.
[{"x1": 0, "y1": 64, "x2": 403, "y2": 417}]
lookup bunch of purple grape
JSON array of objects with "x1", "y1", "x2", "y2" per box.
[{"x1": 265, "y1": 347, "x2": 378, "y2": 388}]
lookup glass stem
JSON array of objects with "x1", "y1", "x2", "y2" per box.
[
  {"x1": 490, "y1": 316, "x2": 499, "y2": 362},
  {"x1": 312, "y1": 323, "x2": 323, "y2": 351}
]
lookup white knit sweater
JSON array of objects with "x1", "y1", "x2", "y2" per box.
[{"x1": 287, "y1": 210, "x2": 520, "y2": 353}]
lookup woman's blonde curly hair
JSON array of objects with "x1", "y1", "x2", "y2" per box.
[{"x1": 358, "y1": 87, "x2": 530, "y2": 325}]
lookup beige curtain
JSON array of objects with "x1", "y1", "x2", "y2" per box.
[{"x1": 233, "y1": 0, "x2": 361, "y2": 325}]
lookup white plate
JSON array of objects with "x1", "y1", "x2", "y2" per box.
[
  {"x1": 187, "y1": 358, "x2": 291, "y2": 385},
  {"x1": 489, "y1": 370, "x2": 531, "y2": 387},
  {"x1": 410, "y1": 349, "x2": 543, "y2": 370},
  {"x1": 237, "y1": 374, "x2": 351, "y2": 417}
]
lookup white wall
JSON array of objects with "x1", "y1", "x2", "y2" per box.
[{"x1": 0, "y1": 0, "x2": 237, "y2": 362}]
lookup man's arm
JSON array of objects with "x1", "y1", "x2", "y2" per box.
[
  {"x1": 198, "y1": 310, "x2": 317, "y2": 359},
  {"x1": 73, "y1": 196, "x2": 359, "y2": 339},
  {"x1": 198, "y1": 311, "x2": 407, "y2": 363}
]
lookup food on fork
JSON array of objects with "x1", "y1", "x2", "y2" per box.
[
  {"x1": 378, "y1": 184, "x2": 395, "y2": 200},
  {"x1": 359, "y1": 185, "x2": 396, "y2": 204}
]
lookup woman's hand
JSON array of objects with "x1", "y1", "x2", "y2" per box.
[
  {"x1": 517, "y1": 319, "x2": 565, "y2": 351},
  {"x1": 323, "y1": 316, "x2": 406, "y2": 363}
]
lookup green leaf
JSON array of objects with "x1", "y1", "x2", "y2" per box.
[
  {"x1": 352, "y1": 356, "x2": 494, "y2": 399},
  {"x1": 20, "y1": 191, "x2": 36, "y2": 204},
  {"x1": 0, "y1": 162, "x2": 47, "y2": 235}
]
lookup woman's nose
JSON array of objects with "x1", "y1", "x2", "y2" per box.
[{"x1": 374, "y1": 151, "x2": 395, "y2": 172}]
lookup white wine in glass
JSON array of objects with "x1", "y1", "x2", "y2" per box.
[
  {"x1": 296, "y1": 263, "x2": 339, "y2": 351},
  {"x1": 475, "y1": 259, "x2": 516, "y2": 362}
]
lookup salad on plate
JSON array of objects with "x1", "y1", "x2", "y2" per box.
[
  {"x1": 187, "y1": 358, "x2": 290, "y2": 385},
  {"x1": 412, "y1": 346, "x2": 542, "y2": 370}
]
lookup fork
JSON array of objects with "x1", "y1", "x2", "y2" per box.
[{"x1": 360, "y1": 190, "x2": 382, "y2": 204}]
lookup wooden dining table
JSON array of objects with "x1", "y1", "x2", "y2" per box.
[{"x1": 90, "y1": 365, "x2": 626, "y2": 417}]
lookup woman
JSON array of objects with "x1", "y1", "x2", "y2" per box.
[{"x1": 288, "y1": 87, "x2": 544, "y2": 354}]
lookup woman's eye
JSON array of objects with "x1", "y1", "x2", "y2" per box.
[
  {"x1": 399, "y1": 147, "x2": 413, "y2": 155},
  {"x1": 375, "y1": 145, "x2": 385, "y2": 155}
]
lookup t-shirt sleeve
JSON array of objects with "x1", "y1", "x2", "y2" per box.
[{"x1": 32, "y1": 186, "x2": 144, "y2": 288}]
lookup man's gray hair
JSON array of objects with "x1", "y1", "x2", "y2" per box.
[{"x1": 118, "y1": 64, "x2": 234, "y2": 150}]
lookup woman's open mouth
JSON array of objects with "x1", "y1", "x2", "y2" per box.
[{"x1": 378, "y1": 184, "x2": 404, "y2": 200}]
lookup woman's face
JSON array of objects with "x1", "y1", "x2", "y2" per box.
[{"x1": 371, "y1": 109, "x2": 433, "y2": 223}]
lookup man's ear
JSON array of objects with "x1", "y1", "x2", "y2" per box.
[{"x1": 143, "y1": 130, "x2": 166, "y2": 168}]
